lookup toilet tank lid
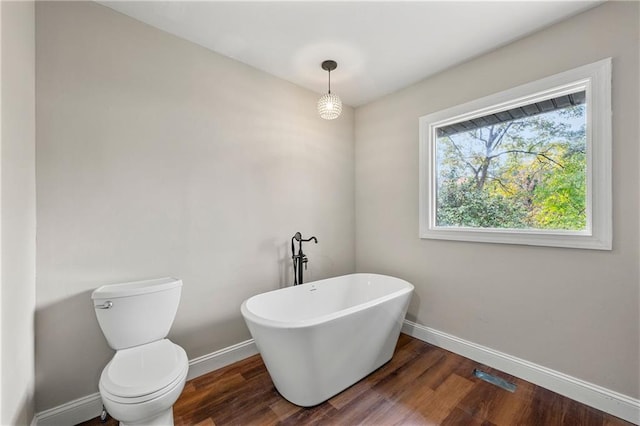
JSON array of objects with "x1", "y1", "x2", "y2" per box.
[{"x1": 91, "y1": 277, "x2": 182, "y2": 299}]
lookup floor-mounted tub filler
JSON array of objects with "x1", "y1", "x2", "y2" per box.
[{"x1": 240, "y1": 273, "x2": 414, "y2": 407}]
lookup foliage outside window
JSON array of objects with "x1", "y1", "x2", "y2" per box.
[{"x1": 419, "y1": 59, "x2": 611, "y2": 250}]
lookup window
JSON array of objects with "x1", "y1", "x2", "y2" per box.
[{"x1": 419, "y1": 58, "x2": 611, "y2": 250}]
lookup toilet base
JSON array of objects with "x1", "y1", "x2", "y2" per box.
[{"x1": 119, "y1": 407, "x2": 173, "y2": 426}]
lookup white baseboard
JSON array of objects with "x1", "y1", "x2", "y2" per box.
[
  {"x1": 402, "y1": 320, "x2": 640, "y2": 425},
  {"x1": 34, "y1": 393, "x2": 103, "y2": 426},
  {"x1": 33, "y1": 325, "x2": 640, "y2": 426},
  {"x1": 187, "y1": 339, "x2": 258, "y2": 381},
  {"x1": 33, "y1": 339, "x2": 258, "y2": 426}
]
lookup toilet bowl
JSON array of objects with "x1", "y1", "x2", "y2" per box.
[
  {"x1": 100, "y1": 339, "x2": 188, "y2": 425},
  {"x1": 92, "y1": 278, "x2": 188, "y2": 426}
]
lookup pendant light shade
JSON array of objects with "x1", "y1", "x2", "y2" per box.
[
  {"x1": 317, "y1": 92, "x2": 342, "y2": 120},
  {"x1": 318, "y1": 60, "x2": 342, "y2": 120}
]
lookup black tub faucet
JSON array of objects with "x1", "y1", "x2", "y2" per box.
[{"x1": 291, "y1": 232, "x2": 318, "y2": 285}]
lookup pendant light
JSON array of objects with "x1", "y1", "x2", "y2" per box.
[{"x1": 317, "y1": 60, "x2": 342, "y2": 120}]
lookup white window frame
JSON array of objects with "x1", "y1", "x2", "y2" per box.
[{"x1": 419, "y1": 58, "x2": 612, "y2": 250}]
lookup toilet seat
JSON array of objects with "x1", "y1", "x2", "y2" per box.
[{"x1": 100, "y1": 339, "x2": 188, "y2": 404}]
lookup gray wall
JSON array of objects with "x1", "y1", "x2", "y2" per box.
[
  {"x1": 35, "y1": 2, "x2": 354, "y2": 411},
  {"x1": 355, "y1": 1, "x2": 639, "y2": 399},
  {"x1": 1, "y1": 1, "x2": 36, "y2": 424}
]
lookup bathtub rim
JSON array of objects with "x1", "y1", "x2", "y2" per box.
[{"x1": 240, "y1": 273, "x2": 414, "y2": 329}]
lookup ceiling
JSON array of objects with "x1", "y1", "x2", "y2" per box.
[{"x1": 98, "y1": 1, "x2": 602, "y2": 107}]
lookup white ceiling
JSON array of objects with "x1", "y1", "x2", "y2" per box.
[{"x1": 98, "y1": 1, "x2": 602, "y2": 107}]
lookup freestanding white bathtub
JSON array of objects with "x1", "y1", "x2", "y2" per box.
[{"x1": 240, "y1": 273, "x2": 414, "y2": 407}]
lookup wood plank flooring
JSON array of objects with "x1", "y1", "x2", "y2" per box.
[{"x1": 79, "y1": 334, "x2": 632, "y2": 425}]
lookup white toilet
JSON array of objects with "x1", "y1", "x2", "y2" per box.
[{"x1": 92, "y1": 277, "x2": 189, "y2": 426}]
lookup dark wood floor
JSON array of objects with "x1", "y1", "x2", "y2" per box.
[{"x1": 80, "y1": 334, "x2": 631, "y2": 425}]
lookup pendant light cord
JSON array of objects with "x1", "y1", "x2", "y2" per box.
[{"x1": 328, "y1": 69, "x2": 331, "y2": 94}]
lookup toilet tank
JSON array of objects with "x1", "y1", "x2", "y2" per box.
[{"x1": 92, "y1": 277, "x2": 182, "y2": 350}]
